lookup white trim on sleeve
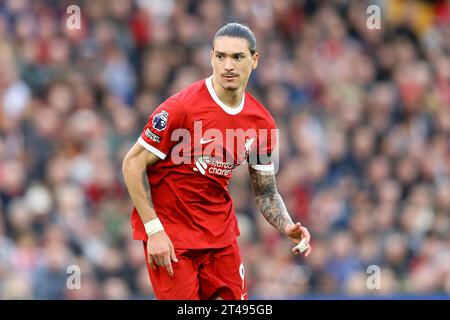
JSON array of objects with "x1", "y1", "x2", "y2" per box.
[
  {"x1": 138, "y1": 137, "x2": 167, "y2": 160},
  {"x1": 250, "y1": 163, "x2": 275, "y2": 172}
]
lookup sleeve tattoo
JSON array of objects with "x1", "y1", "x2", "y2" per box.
[{"x1": 249, "y1": 167, "x2": 293, "y2": 232}]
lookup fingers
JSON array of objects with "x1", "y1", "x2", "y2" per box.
[
  {"x1": 304, "y1": 244, "x2": 312, "y2": 257},
  {"x1": 147, "y1": 234, "x2": 178, "y2": 276},
  {"x1": 300, "y1": 227, "x2": 311, "y2": 257},
  {"x1": 164, "y1": 254, "x2": 174, "y2": 277},
  {"x1": 290, "y1": 224, "x2": 312, "y2": 257},
  {"x1": 149, "y1": 253, "x2": 172, "y2": 276},
  {"x1": 147, "y1": 254, "x2": 157, "y2": 270},
  {"x1": 151, "y1": 255, "x2": 162, "y2": 268},
  {"x1": 292, "y1": 241, "x2": 312, "y2": 256},
  {"x1": 170, "y1": 245, "x2": 178, "y2": 263},
  {"x1": 300, "y1": 226, "x2": 311, "y2": 243},
  {"x1": 149, "y1": 251, "x2": 177, "y2": 276},
  {"x1": 152, "y1": 253, "x2": 167, "y2": 266}
]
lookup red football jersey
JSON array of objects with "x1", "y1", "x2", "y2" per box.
[{"x1": 131, "y1": 76, "x2": 276, "y2": 249}]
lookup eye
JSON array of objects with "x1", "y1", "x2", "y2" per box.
[
  {"x1": 235, "y1": 55, "x2": 243, "y2": 61},
  {"x1": 216, "y1": 54, "x2": 224, "y2": 60}
]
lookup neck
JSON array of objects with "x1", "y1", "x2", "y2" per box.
[{"x1": 211, "y1": 76, "x2": 244, "y2": 108}]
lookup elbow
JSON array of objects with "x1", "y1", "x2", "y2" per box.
[
  {"x1": 122, "y1": 155, "x2": 133, "y2": 178},
  {"x1": 122, "y1": 154, "x2": 146, "y2": 179}
]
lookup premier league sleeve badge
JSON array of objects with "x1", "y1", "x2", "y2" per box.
[{"x1": 152, "y1": 110, "x2": 169, "y2": 131}]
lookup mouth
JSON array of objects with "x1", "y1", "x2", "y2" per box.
[{"x1": 222, "y1": 74, "x2": 238, "y2": 81}]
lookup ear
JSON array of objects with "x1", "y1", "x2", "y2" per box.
[{"x1": 252, "y1": 52, "x2": 259, "y2": 70}]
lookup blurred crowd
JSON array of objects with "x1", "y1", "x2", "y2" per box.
[{"x1": 0, "y1": 0, "x2": 449, "y2": 299}]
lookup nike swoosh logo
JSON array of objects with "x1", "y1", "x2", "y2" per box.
[{"x1": 200, "y1": 138, "x2": 216, "y2": 144}]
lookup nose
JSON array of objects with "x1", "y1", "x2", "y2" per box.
[{"x1": 224, "y1": 58, "x2": 234, "y2": 72}]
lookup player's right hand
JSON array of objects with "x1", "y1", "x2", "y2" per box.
[{"x1": 147, "y1": 231, "x2": 178, "y2": 276}]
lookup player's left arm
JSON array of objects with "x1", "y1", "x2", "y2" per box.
[{"x1": 248, "y1": 166, "x2": 312, "y2": 257}]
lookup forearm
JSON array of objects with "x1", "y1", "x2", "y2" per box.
[
  {"x1": 255, "y1": 192, "x2": 293, "y2": 233},
  {"x1": 249, "y1": 167, "x2": 293, "y2": 233},
  {"x1": 122, "y1": 162, "x2": 157, "y2": 224}
]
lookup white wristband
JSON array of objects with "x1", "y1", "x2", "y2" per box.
[{"x1": 144, "y1": 218, "x2": 164, "y2": 236}]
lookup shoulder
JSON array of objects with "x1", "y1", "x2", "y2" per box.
[
  {"x1": 158, "y1": 79, "x2": 207, "y2": 117},
  {"x1": 245, "y1": 91, "x2": 276, "y2": 129}
]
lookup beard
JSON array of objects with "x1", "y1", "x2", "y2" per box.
[{"x1": 220, "y1": 80, "x2": 240, "y2": 91}]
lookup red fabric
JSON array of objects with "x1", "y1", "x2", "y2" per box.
[
  {"x1": 143, "y1": 240, "x2": 248, "y2": 300},
  {"x1": 131, "y1": 78, "x2": 276, "y2": 249}
]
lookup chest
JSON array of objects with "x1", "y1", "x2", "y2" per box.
[{"x1": 189, "y1": 108, "x2": 258, "y2": 164}]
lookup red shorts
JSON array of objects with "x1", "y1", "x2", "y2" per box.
[{"x1": 143, "y1": 240, "x2": 248, "y2": 300}]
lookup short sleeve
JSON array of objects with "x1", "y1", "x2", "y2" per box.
[
  {"x1": 138, "y1": 98, "x2": 186, "y2": 160},
  {"x1": 250, "y1": 116, "x2": 277, "y2": 172}
]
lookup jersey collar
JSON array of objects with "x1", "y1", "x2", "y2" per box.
[{"x1": 205, "y1": 76, "x2": 245, "y2": 115}]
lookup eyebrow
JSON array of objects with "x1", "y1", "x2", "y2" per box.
[{"x1": 215, "y1": 51, "x2": 246, "y2": 56}]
